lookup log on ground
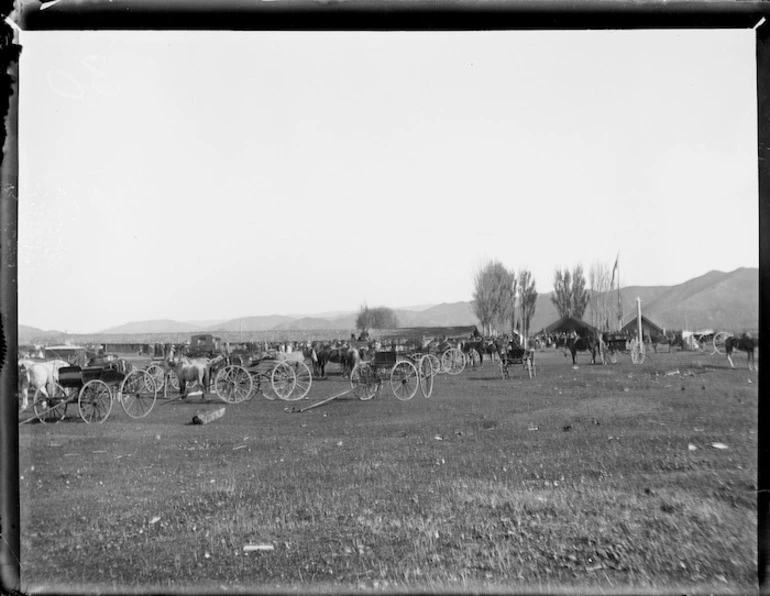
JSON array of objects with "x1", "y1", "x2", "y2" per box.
[{"x1": 192, "y1": 406, "x2": 226, "y2": 425}]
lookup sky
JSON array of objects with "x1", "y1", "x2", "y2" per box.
[{"x1": 18, "y1": 29, "x2": 758, "y2": 334}]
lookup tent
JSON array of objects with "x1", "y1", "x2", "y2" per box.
[
  {"x1": 621, "y1": 316, "x2": 665, "y2": 340},
  {"x1": 542, "y1": 316, "x2": 599, "y2": 338}
]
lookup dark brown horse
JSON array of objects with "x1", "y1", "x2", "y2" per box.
[
  {"x1": 565, "y1": 335, "x2": 601, "y2": 365},
  {"x1": 461, "y1": 339, "x2": 496, "y2": 367},
  {"x1": 725, "y1": 333, "x2": 757, "y2": 370}
]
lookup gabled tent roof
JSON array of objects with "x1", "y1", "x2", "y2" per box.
[
  {"x1": 542, "y1": 316, "x2": 599, "y2": 336},
  {"x1": 621, "y1": 316, "x2": 665, "y2": 335}
]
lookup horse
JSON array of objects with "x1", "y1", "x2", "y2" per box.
[
  {"x1": 565, "y1": 335, "x2": 602, "y2": 365},
  {"x1": 725, "y1": 333, "x2": 757, "y2": 371},
  {"x1": 168, "y1": 347, "x2": 224, "y2": 398},
  {"x1": 461, "y1": 339, "x2": 496, "y2": 367},
  {"x1": 18, "y1": 359, "x2": 69, "y2": 410}
]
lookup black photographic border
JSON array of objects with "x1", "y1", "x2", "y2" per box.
[{"x1": 1, "y1": 1, "x2": 767, "y2": 592}]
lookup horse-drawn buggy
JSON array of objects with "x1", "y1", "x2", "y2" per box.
[
  {"x1": 350, "y1": 350, "x2": 437, "y2": 400},
  {"x1": 497, "y1": 340, "x2": 536, "y2": 379},
  {"x1": 410, "y1": 337, "x2": 466, "y2": 376},
  {"x1": 601, "y1": 332, "x2": 629, "y2": 364},
  {"x1": 29, "y1": 363, "x2": 158, "y2": 424},
  {"x1": 241, "y1": 351, "x2": 313, "y2": 402}
]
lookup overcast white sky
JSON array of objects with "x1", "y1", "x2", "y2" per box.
[{"x1": 19, "y1": 29, "x2": 758, "y2": 333}]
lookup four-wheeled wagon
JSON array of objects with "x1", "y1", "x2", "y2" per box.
[
  {"x1": 31, "y1": 364, "x2": 158, "y2": 424},
  {"x1": 350, "y1": 350, "x2": 437, "y2": 401}
]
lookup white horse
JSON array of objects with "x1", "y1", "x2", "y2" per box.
[
  {"x1": 168, "y1": 350, "x2": 224, "y2": 398},
  {"x1": 18, "y1": 359, "x2": 70, "y2": 410}
]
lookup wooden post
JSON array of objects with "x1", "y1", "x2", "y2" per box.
[
  {"x1": 636, "y1": 298, "x2": 643, "y2": 346},
  {"x1": 294, "y1": 388, "x2": 354, "y2": 413}
]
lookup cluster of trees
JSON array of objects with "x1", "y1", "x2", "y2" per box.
[
  {"x1": 473, "y1": 257, "x2": 622, "y2": 339},
  {"x1": 550, "y1": 266, "x2": 590, "y2": 319},
  {"x1": 355, "y1": 304, "x2": 399, "y2": 331},
  {"x1": 471, "y1": 260, "x2": 538, "y2": 340}
]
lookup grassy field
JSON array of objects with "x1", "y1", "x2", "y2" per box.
[{"x1": 17, "y1": 348, "x2": 758, "y2": 593}]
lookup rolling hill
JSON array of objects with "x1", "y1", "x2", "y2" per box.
[{"x1": 20, "y1": 267, "x2": 758, "y2": 343}]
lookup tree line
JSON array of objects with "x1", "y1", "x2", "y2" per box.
[
  {"x1": 472, "y1": 258, "x2": 622, "y2": 339},
  {"x1": 353, "y1": 259, "x2": 622, "y2": 336},
  {"x1": 471, "y1": 261, "x2": 538, "y2": 339}
]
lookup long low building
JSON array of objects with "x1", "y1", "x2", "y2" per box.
[{"x1": 372, "y1": 326, "x2": 480, "y2": 342}]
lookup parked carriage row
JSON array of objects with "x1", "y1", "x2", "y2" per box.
[{"x1": 19, "y1": 340, "x2": 480, "y2": 425}]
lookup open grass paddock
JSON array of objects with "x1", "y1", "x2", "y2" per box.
[{"x1": 18, "y1": 348, "x2": 757, "y2": 593}]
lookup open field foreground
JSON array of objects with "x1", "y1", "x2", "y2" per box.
[{"x1": 18, "y1": 349, "x2": 758, "y2": 594}]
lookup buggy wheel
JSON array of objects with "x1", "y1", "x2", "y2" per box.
[
  {"x1": 525, "y1": 355, "x2": 535, "y2": 379},
  {"x1": 418, "y1": 356, "x2": 434, "y2": 398},
  {"x1": 499, "y1": 359, "x2": 509, "y2": 380},
  {"x1": 78, "y1": 380, "x2": 113, "y2": 424},
  {"x1": 351, "y1": 362, "x2": 379, "y2": 401},
  {"x1": 119, "y1": 370, "x2": 158, "y2": 419},
  {"x1": 168, "y1": 371, "x2": 180, "y2": 392},
  {"x1": 713, "y1": 331, "x2": 732, "y2": 355},
  {"x1": 215, "y1": 365, "x2": 254, "y2": 404},
  {"x1": 426, "y1": 354, "x2": 441, "y2": 377},
  {"x1": 391, "y1": 361, "x2": 419, "y2": 401},
  {"x1": 441, "y1": 348, "x2": 465, "y2": 375},
  {"x1": 284, "y1": 361, "x2": 312, "y2": 401},
  {"x1": 271, "y1": 362, "x2": 297, "y2": 400},
  {"x1": 145, "y1": 363, "x2": 165, "y2": 392},
  {"x1": 33, "y1": 383, "x2": 68, "y2": 423},
  {"x1": 257, "y1": 372, "x2": 276, "y2": 400},
  {"x1": 631, "y1": 341, "x2": 646, "y2": 365}
]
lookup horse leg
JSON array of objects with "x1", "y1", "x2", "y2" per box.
[{"x1": 727, "y1": 352, "x2": 735, "y2": 368}]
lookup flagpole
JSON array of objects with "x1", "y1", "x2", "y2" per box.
[{"x1": 616, "y1": 256, "x2": 622, "y2": 331}]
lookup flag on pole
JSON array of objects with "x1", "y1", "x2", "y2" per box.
[{"x1": 610, "y1": 253, "x2": 619, "y2": 286}]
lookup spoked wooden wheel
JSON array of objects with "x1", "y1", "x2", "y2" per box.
[
  {"x1": 168, "y1": 371, "x2": 180, "y2": 392},
  {"x1": 119, "y1": 370, "x2": 158, "y2": 419},
  {"x1": 426, "y1": 354, "x2": 441, "y2": 377},
  {"x1": 630, "y1": 341, "x2": 646, "y2": 365},
  {"x1": 712, "y1": 331, "x2": 733, "y2": 355},
  {"x1": 499, "y1": 359, "x2": 509, "y2": 380},
  {"x1": 283, "y1": 361, "x2": 312, "y2": 401},
  {"x1": 271, "y1": 362, "x2": 297, "y2": 400},
  {"x1": 145, "y1": 363, "x2": 166, "y2": 392},
  {"x1": 418, "y1": 356, "x2": 434, "y2": 398},
  {"x1": 350, "y1": 362, "x2": 379, "y2": 401},
  {"x1": 78, "y1": 380, "x2": 113, "y2": 424},
  {"x1": 256, "y1": 372, "x2": 275, "y2": 400},
  {"x1": 32, "y1": 383, "x2": 69, "y2": 423},
  {"x1": 391, "y1": 360, "x2": 419, "y2": 401},
  {"x1": 214, "y1": 365, "x2": 254, "y2": 404},
  {"x1": 441, "y1": 348, "x2": 465, "y2": 375},
  {"x1": 525, "y1": 354, "x2": 536, "y2": 379}
]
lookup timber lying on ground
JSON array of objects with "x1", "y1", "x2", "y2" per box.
[{"x1": 192, "y1": 406, "x2": 225, "y2": 425}]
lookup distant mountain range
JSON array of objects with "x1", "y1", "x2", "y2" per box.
[{"x1": 19, "y1": 268, "x2": 758, "y2": 343}]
